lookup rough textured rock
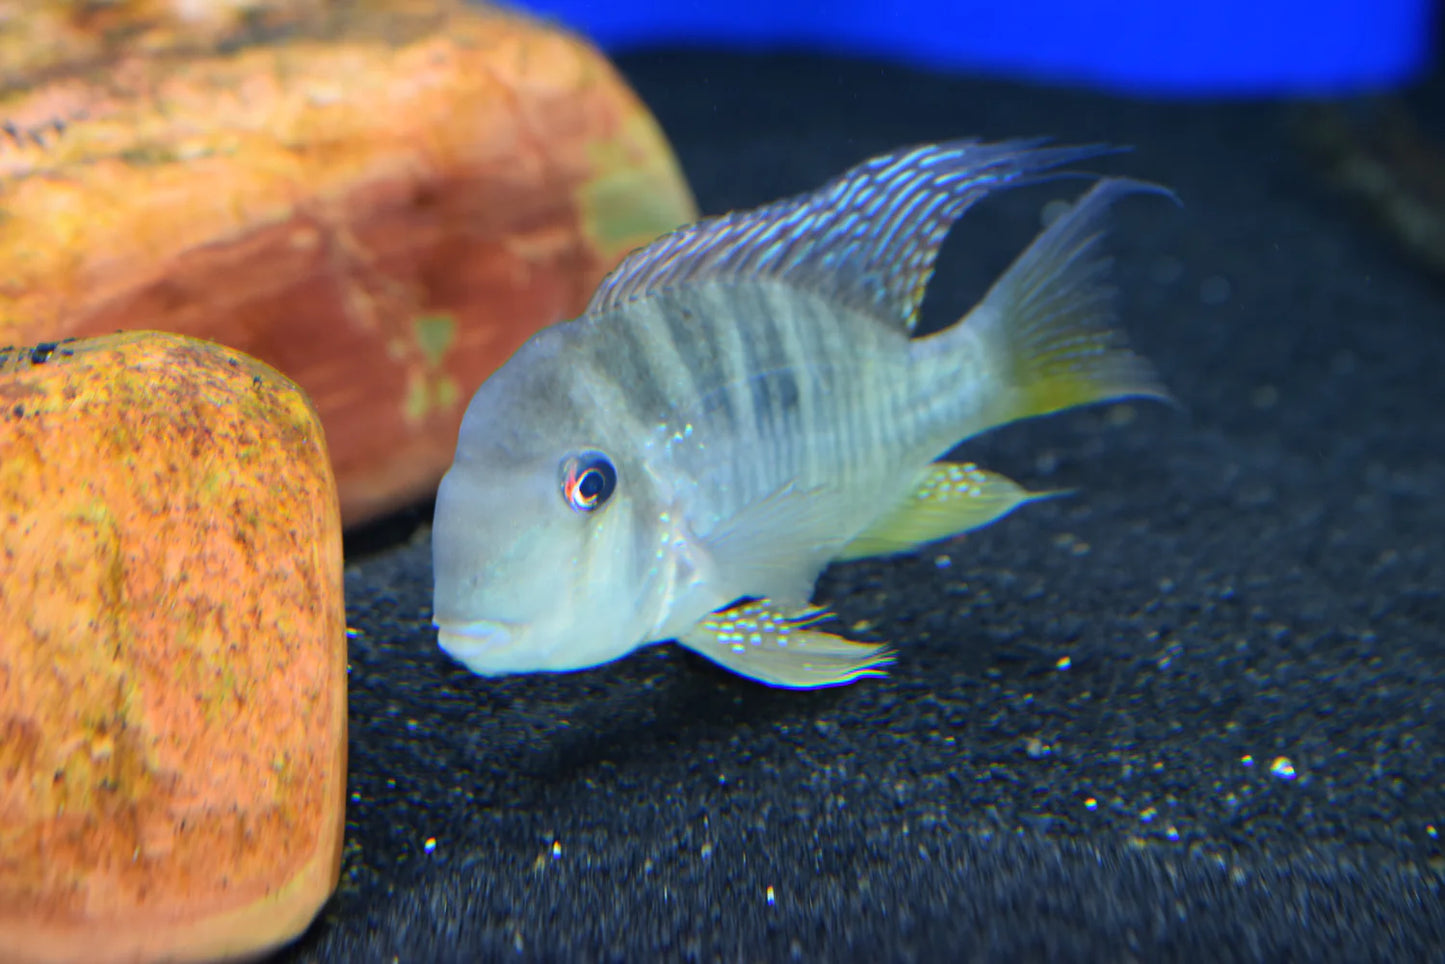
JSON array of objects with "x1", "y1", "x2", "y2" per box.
[
  {"x1": 0, "y1": 331, "x2": 348, "y2": 964},
  {"x1": 0, "y1": 0, "x2": 327, "y2": 86},
  {"x1": 0, "y1": 0, "x2": 698, "y2": 526}
]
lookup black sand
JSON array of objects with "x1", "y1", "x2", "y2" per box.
[{"x1": 285, "y1": 50, "x2": 1445, "y2": 963}]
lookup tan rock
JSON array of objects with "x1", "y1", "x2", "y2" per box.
[
  {"x1": 0, "y1": 0, "x2": 698, "y2": 526},
  {"x1": 0, "y1": 331, "x2": 348, "y2": 964}
]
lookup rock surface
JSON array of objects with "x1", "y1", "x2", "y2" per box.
[
  {"x1": 0, "y1": 331, "x2": 348, "y2": 964},
  {"x1": 0, "y1": 0, "x2": 697, "y2": 526}
]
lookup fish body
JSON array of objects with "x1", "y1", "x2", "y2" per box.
[{"x1": 432, "y1": 139, "x2": 1174, "y2": 687}]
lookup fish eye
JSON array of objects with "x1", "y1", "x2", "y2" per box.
[{"x1": 559, "y1": 451, "x2": 617, "y2": 513}]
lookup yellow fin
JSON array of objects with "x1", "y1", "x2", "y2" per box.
[
  {"x1": 957, "y1": 178, "x2": 1180, "y2": 428},
  {"x1": 676, "y1": 600, "x2": 894, "y2": 689},
  {"x1": 838, "y1": 462, "x2": 1066, "y2": 561}
]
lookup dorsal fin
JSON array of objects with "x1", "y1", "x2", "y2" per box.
[{"x1": 585, "y1": 138, "x2": 1121, "y2": 332}]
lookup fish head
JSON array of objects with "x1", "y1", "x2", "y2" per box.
[{"x1": 431, "y1": 328, "x2": 669, "y2": 677}]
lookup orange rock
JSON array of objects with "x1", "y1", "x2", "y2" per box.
[
  {"x1": 0, "y1": 331, "x2": 348, "y2": 964},
  {"x1": 0, "y1": 0, "x2": 328, "y2": 86},
  {"x1": 0, "y1": 0, "x2": 698, "y2": 527}
]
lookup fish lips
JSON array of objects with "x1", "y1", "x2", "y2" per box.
[{"x1": 435, "y1": 618, "x2": 522, "y2": 675}]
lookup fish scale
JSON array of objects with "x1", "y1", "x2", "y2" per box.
[
  {"x1": 570, "y1": 269, "x2": 982, "y2": 580},
  {"x1": 604, "y1": 282, "x2": 919, "y2": 537}
]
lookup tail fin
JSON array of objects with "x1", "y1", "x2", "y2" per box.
[{"x1": 942, "y1": 177, "x2": 1178, "y2": 433}]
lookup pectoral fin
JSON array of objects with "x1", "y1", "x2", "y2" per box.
[
  {"x1": 700, "y1": 483, "x2": 850, "y2": 604},
  {"x1": 838, "y1": 462, "x2": 1066, "y2": 561},
  {"x1": 676, "y1": 600, "x2": 894, "y2": 689}
]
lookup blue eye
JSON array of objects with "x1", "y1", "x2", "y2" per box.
[{"x1": 560, "y1": 451, "x2": 617, "y2": 512}]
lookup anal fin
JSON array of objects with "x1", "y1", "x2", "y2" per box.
[
  {"x1": 676, "y1": 600, "x2": 894, "y2": 689},
  {"x1": 838, "y1": 462, "x2": 1065, "y2": 561}
]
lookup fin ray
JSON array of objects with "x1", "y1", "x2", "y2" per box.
[
  {"x1": 838, "y1": 462, "x2": 1066, "y2": 561},
  {"x1": 700, "y1": 484, "x2": 851, "y2": 606},
  {"x1": 587, "y1": 140, "x2": 1124, "y2": 331},
  {"x1": 961, "y1": 177, "x2": 1180, "y2": 425},
  {"x1": 676, "y1": 600, "x2": 895, "y2": 689}
]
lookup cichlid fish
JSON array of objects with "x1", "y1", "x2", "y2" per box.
[{"x1": 432, "y1": 139, "x2": 1175, "y2": 688}]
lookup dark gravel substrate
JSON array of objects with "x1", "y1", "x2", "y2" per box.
[{"x1": 286, "y1": 49, "x2": 1445, "y2": 963}]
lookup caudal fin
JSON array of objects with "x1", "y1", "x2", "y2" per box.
[{"x1": 948, "y1": 177, "x2": 1177, "y2": 432}]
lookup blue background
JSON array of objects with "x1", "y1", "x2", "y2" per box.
[{"x1": 508, "y1": 0, "x2": 1436, "y2": 97}]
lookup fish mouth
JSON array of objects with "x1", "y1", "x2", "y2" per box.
[{"x1": 435, "y1": 618, "x2": 515, "y2": 665}]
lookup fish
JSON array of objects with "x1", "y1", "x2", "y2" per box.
[{"x1": 431, "y1": 138, "x2": 1176, "y2": 689}]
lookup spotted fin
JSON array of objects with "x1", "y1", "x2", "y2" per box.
[
  {"x1": 587, "y1": 139, "x2": 1121, "y2": 331},
  {"x1": 676, "y1": 601, "x2": 895, "y2": 689},
  {"x1": 838, "y1": 463, "x2": 1066, "y2": 561}
]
